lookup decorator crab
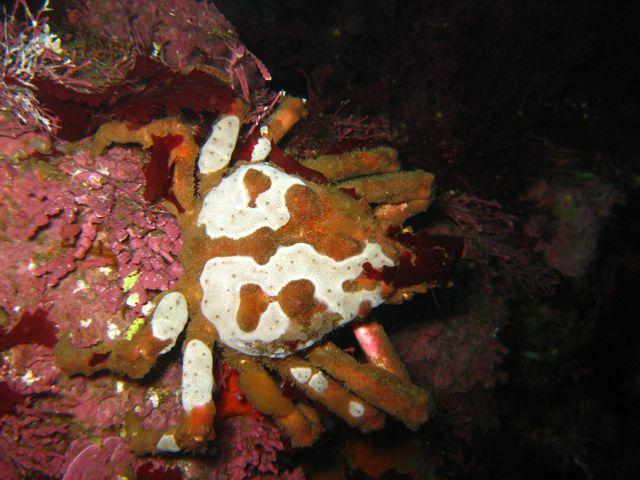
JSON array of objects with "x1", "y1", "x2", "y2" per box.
[{"x1": 55, "y1": 95, "x2": 439, "y2": 453}]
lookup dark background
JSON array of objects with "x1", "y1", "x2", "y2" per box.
[{"x1": 215, "y1": 1, "x2": 640, "y2": 478}]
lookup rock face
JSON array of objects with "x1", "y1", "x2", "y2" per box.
[{"x1": 524, "y1": 173, "x2": 621, "y2": 278}]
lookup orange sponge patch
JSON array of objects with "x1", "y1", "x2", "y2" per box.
[{"x1": 237, "y1": 284, "x2": 271, "y2": 332}]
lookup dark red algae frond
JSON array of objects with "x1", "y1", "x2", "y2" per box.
[
  {"x1": 233, "y1": 129, "x2": 261, "y2": 161},
  {"x1": 88, "y1": 351, "x2": 111, "y2": 367},
  {"x1": 340, "y1": 187, "x2": 358, "y2": 199},
  {"x1": 136, "y1": 462, "x2": 183, "y2": 480},
  {"x1": 234, "y1": 134, "x2": 328, "y2": 184},
  {"x1": 366, "y1": 227, "x2": 463, "y2": 287},
  {"x1": 33, "y1": 56, "x2": 235, "y2": 140},
  {"x1": 111, "y1": 60, "x2": 236, "y2": 126},
  {"x1": 0, "y1": 382, "x2": 25, "y2": 413},
  {"x1": 0, "y1": 308, "x2": 57, "y2": 351},
  {"x1": 144, "y1": 134, "x2": 184, "y2": 205},
  {"x1": 269, "y1": 144, "x2": 328, "y2": 184}
]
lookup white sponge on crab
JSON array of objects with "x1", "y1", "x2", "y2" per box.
[
  {"x1": 181, "y1": 339, "x2": 214, "y2": 412},
  {"x1": 197, "y1": 114, "x2": 241, "y2": 174}
]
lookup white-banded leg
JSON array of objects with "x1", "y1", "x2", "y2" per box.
[
  {"x1": 127, "y1": 316, "x2": 218, "y2": 454},
  {"x1": 267, "y1": 357, "x2": 386, "y2": 433},
  {"x1": 196, "y1": 96, "x2": 308, "y2": 198},
  {"x1": 307, "y1": 342, "x2": 430, "y2": 430},
  {"x1": 55, "y1": 292, "x2": 189, "y2": 379},
  {"x1": 197, "y1": 111, "x2": 242, "y2": 198}
]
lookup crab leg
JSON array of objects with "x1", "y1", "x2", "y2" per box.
[
  {"x1": 335, "y1": 170, "x2": 435, "y2": 224},
  {"x1": 55, "y1": 283, "x2": 220, "y2": 454},
  {"x1": 224, "y1": 349, "x2": 323, "y2": 447},
  {"x1": 335, "y1": 171, "x2": 434, "y2": 205},
  {"x1": 307, "y1": 342, "x2": 430, "y2": 430},
  {"x1": 126, "y1": 313, "x2": 218, "y2": 454},
  {"x1": 196, "y1": 98, "x2": 249, "y2": 196},
  {"x1": 91, "y1": 118, "x2": 201, "y2": 214},
  {"x1": 238, "y1": 96, "x2": 308, "y2": 163},
  {"x1": 299, "y1": 146, "x2": 400, "y2": 182},
  {"x1": 54, "y1": 291, "x2": 189, "y2": 379},
  {"x1": 353, "y1": 319, "x2": 411, "y2": 383},
  {"x1": 373, "y1": 199, "x2": 433, "y2": 225},
  {"x1": 266, "y1": 357, "x2": 386, "y2": 433},
  {"x1": 263, "y1": 96, "x2": 308, "y2": 145}
]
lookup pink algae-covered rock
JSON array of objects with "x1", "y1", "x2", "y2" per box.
[
  {"x1": 210, "y1": 416, "x2": 305, "y2": 480},
  {"x1": 0, "y1": 127, "x2": 51, "y2": 160},
  {"x1": 0, "y1": 143, "x2": 189, "y2": 477},
  {"x1": 0, "y1": 401, "x2": 71, "y2": 478},
  {"x1": 523, "y1": 176, "x2": 620, "y2": 278},
  {"x1": 0, "y1": 345, "x2": 60, "y2": 397},
  {"x1": 66, "y1": 0, "x2": 235, "y2": 70},
  {"x1": 66, "y1": 0, "x2": 270, "y2": 99},
  {"x1": 0, "y1": 451, "x2": 19, "y2": 480},
  {"x1": 63, "y1": 437, "x2": 136, "y2": 480},
  {"x1": 0, "y1": 144, "x2": 183, "y2": 322},
  {"x1": 393, "y1": 297, "x2": 508, "y2": 395},
  {"x1": 392, "y1": 296, "x2": 508, "y2": 443}
]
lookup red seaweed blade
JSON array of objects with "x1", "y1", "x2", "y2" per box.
[
  {"x1": 88, "y1": 351, "x2": 111, "y2": 367},
  {"x1": 269, "y1": 143, "x2": 328, "y2": 184},
  {"x1": 33, "y1": 56, "x2": 235, "y2": 140},
  {"x1": 216, "y1": 363, "x2": 261, "y2": 420},
  {"x1": 136, "y1": 462, "x2": 183, "y2": 480},
  {"x1": 365, "y1": 227, "x2": 463, "y2": 287},
  {"x1": 0, "y1": 381, "x2": 25, "y2": 413},
  {"x1": 144, "y1": 134, "x2": 184, "y2": 204},
  {"x1": 0, "y1": 308, "x2": 58, "y2": 351},
  {"x1": 233, "y1": 129, "x2": 261, "y2": 162}
]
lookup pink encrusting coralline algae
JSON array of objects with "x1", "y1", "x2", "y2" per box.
[
  {"x1": 65, "y1": 0, "x2": 271, "y2": 100},
  {"x1": 0, "y1": 145, "x2": 190, "y2": 478},
  {"x1": 0, "y1": 146, "x2": 183, "y2": 319},
  {"x1": 62, "y1": 436, "x2": 137, "y2": 480},
  {"x1": 393, "y1": 299, "x2": 508, "y2": 395},
  {"x1": 209, "y1": 416, "x2": 305, "y2": 480},
  {"x1": 391, "y1": 296, "x2": 509, "y2": 443}
]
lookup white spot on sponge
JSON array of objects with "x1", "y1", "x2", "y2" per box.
[
  {"x1": 199, "y1": 242, "x2": 393, "y2": 356},
  {"x1": 151, "y1": 292, "x2": 188, "y2": 354},
  {"x1": 198, "y1": 114, "x2": 240, "y2": 174},
  {"x1": 309, "y1": 372, "x2": 328, "y2": 394},
  {"x1": 348, "y1": 400, "x2": 365, "y2": 418},
  {"x1": 181, "y1": 339, "x2": 214, "y2": 412},
  {"x1": 290, "y1": 366, "x2": 312, "y2": 384},
  {"x1": 250, "y1": 136, "x2": 271, "y2": 162},
  {"x1": 156, "y1": 434, "x2": 180, "y2": 452},
  {"x1": 197, "y1": 163, "x2": 303, "y2": 239}
]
